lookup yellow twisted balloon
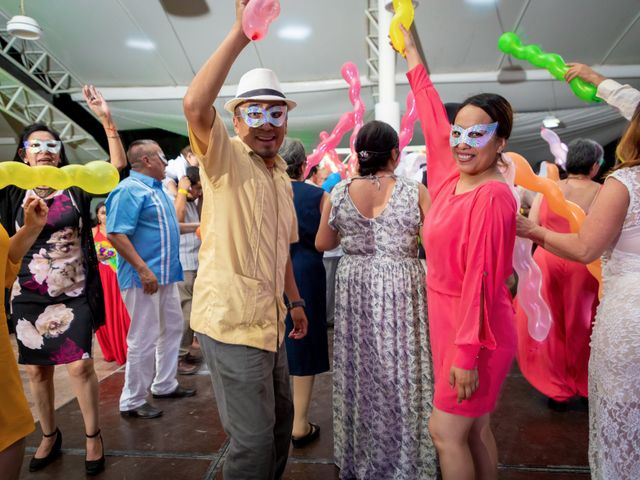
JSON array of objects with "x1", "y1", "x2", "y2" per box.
[
  {"x1": 389, "y1": 0, "x2": 414, "y2": 57},
  {"x1": 507, "y1": 152, "x2": 603, "y2": 298},
  {"x1": 0, "y1": 160, "x2": 119, "y2": 194}
]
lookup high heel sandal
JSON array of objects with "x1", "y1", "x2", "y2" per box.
[
  {"x1": 29, "y1": 427, "x2": 62, "y2": 472},
  {"x1": 85, "y1": 429, "x2": 106, "y2": 476}
]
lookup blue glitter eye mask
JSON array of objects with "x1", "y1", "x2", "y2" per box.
[
  {"x1": 449, "y1": 122, "x2": 498, "y2": 148},
  {"x1": 236, "y1": 104, "x2": 288, "y2": 128}
]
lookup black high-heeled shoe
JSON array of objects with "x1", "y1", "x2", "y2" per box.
[
  {"x1": 85, "y1": 429, "x2": 106, "y2": 476},
  {"x1": 29, "y1": 427, "x2": 62, "y2": 472}
]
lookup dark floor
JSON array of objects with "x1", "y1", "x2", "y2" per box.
[{"x1": 20, "y1": 355, "x2": 589, "y2": 479}]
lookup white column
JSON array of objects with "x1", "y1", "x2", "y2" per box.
[{"x1": 375, "y1": 0, "x2": 400, "y2": 132}]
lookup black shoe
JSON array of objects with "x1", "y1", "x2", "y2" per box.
[
  {"x1": 291, "y1": 423, "x2": 320, "y2": 448},
  {"x1": 120, "y1": 402, "x2": 163, "y2": 419},
  {"x1": 547, "y1": 398, "x2": 569, "y2": 412},
  {"x1": 85, "y1": 429, "x2": 105, "y2": 476},
  {"x1": 152, "y1": 385, "x2": 197, "y2": 399},
  {"x1": 29, "y1": 427, "x2": 62, "y2": 472}
]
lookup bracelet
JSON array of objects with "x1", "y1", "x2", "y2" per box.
[
  {"x1": 106, "y1": 135, "x2": 120, "y2": 139},
  {"x1": 287, "y1": 299, "x2": 306, "y2": 311},
  {"x1": 178, "y1": 188, "x2": 189, "y2": 196},
  {"x1": 104, "y1": 126, "x2": 118, "y2": 133}
]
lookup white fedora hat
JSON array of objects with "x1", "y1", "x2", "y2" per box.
[{"x1": 224, "y1": 68, "x2": 297, "y2": 113}]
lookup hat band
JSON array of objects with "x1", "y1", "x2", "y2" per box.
[{"x1": 237, "y1": 88, "x2": 286, "y2": 99}]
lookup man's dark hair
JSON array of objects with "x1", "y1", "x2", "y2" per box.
[{"x1": 186, "y1": 166, "x2": 200, "y2": 185}]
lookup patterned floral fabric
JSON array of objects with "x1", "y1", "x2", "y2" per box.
[
  {"x1": 589, "y1": 166, "x2": 640, "y2": 479},
  {"x1": 329, "y1": 176, "x2": 437, "y2": 479},
  {"x1": 11, "y1": 191, "x2": 93, "y2": 365}
]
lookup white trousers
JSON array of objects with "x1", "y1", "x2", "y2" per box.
[{"x1": 119, "y1": 283, "x2": 182, "y2": 411}]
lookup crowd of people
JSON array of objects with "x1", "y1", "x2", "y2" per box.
[{"x1": 1, "y1": 1, "x2": 639, "y2": 479}]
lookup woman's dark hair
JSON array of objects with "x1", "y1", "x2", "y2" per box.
[
  {"x1": 279, "y1": 137, "x2": 307, "y2": 180},
  {"x1": 355, "y1": 120, "x2": 398, "y2": 177},
  {"x1": 94, "y1": 201, "x2": 106, "y2": 227},
  {"x1": 566, "y1": 138, "x2": 603, "y2": 175},
  {"x1": 455, "y1": 93, "x2": 513, "y2": 139},
  {"x1": 186, "y1": 166, "x2": 200, "y2": 185},
  {"x1": 13, "y1": 123, "x2": 70, "y2": 167}
]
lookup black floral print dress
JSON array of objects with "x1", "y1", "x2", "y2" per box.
[{"x1": 11, "y1": 190, "x2": 94, "y2": 365}]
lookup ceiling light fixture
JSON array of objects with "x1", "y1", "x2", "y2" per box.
[
  {"x1": 277, "y1": 25, "x2": 311, "y2": 41},
  {"x1": 126, "y1": 38, "x2": 156, "y2": 51},
  {"x1": 542, "y1": 115, "x2": 564, "y2": 130},
  {"x1": 6, "y1": 0, "x2": 41, "y2": 40},
  {"x1": 464, "y1": 0, "x2": 497, "y2": 5}
]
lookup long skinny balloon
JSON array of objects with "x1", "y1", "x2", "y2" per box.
[
  {"x1": 506, "y1": 151, "x2": 603, "y2": 297},
  {"x1": 498, "y1": 32, "x2": 601, "y2": 103},
  {"x1": 399, "y1": 90, "x2": 418, "y2": 153},
  {"x1": 0, "y1": 161, "x2": 119, "y2": 194},
  {"x1": 501, "y1": 157, "x2": 554, "y2": 342},
  {"x1": 389, "y1": 0, "x2": 415, "y2": 56}
]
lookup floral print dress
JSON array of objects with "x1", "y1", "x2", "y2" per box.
[
  {"x1": 11, "y1": 190, "x2": 93, "y2": 365},
  {"x1": 330, "y1": 176, "x2": 437, "y2": 479}
]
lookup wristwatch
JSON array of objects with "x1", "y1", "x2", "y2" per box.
[{"x1": 287, "y1": 299, "x2": 306, "y2": 311}]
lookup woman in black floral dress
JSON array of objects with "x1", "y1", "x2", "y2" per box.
[{"x1": 0, "y1": 86, "x2": 126, "y2": 475}]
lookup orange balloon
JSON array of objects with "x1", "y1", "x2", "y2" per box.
[
  {"x1": 546, "y1": 163, "x2": 560, "y2": 182},
  {"x1": 507, "y1": 152, "x2": 602, "y2": 297},
  {"x1": 195, "y1": 226, "x2": 201, "y2": 240}
]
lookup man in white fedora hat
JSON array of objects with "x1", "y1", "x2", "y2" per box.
[{"x1": 183, "y1": 1, "x2": 308, "y2": 479}]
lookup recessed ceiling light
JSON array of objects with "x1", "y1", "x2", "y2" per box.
[
  {"x1": 465, "y1": 0, "x2": 496, "y2": 5},
  {"x1": 277, "y1": 25, "x2": 311, "y2": 41},
  {"x1": 126, "y1": 38, "x2": 156, "y2": 51}
]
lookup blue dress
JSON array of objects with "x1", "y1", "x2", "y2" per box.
[{"x1": 285, "y1": 181, "x2": 330, "y2": 376}]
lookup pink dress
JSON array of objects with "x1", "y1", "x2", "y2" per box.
[
  {"x1": 515, "y1": 198, "x2": 598, "y2": 401},
  {"x1": 408, "y1": 64, "x2": 517, "y2": 417}
]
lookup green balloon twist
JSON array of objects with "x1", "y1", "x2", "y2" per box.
[{"x1": 498, "y1": 32, "x2": 601, "y2": 103}]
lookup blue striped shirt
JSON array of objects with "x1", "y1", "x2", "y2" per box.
[{"x1": 106, "y1": 170, "x2": 183, "y2": 290}]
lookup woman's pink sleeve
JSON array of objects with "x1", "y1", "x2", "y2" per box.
[
  {"x1": 406, "y1": 64, "x2": 457, "y2": 197},
  {"x1": 453, "y1": 187, "x2": 516, "y2": 369}
]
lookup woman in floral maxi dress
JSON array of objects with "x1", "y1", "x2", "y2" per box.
[{"x1": 316, "y1": 120, "x2": 436, "y2": 479}]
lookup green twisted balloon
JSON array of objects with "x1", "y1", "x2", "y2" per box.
[
  {"x1": 498, "y1": 32, "x2": 601, "y2": 103},
  {"x1": 0, "y1": 160, "x2": 119, "y2": 194}
]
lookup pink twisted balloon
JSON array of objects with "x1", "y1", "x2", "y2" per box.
[
  {"x1": 342, "y1": 63, "x2": 365, "y2": 155},
  {"x1": 501, "y1": 155, "x2": 553, "y2": 341},
  {"x1": 319, "y1": 131, "x2": 346, "y2": 175},
  {"x1": 304, "y1": 112, "x2": 355, "y2": 178},
  {"x1": 242, "y1": 0, "x2": 281, "y2": 41},
  {"x1": 398, "y1": 90, "x2": 418, "y2": 153},
  {"x1": 540, "y1": 128, "x2": 568, "y2": 170}
]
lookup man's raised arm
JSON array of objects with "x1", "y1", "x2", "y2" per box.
[{"x1": 183, "y1": 0, "x2": 250, "y2": 152}]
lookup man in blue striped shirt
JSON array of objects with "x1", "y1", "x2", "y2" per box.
[{"x1": 107, "y1": 140, "x2": 196, "y2": 419}]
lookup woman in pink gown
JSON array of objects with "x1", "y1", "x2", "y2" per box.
[
  {"x1": 402, "y1": 28, "x2": 516, "y2": 479},
  {"x1": 515, "y1": 139, "x2": 602, "y2": 408}
]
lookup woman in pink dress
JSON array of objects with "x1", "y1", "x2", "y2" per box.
[
  {"x1": 515, "y1": 139, "x2": 602, "y2": 410},
  {"x1": 401, "y1": 28, "x2": 517, "y2": 479}
]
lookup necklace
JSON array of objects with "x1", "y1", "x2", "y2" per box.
[
  {"x1": 33, "y1": 186, "x2": 55, "y2": 198},
  {"x1": 352, "y1": 172, "x2": 396, "y2": 190}
]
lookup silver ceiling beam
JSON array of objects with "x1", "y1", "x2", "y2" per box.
[{"x1": 0, "y1": 66, "x2": 108, "y2": 162}]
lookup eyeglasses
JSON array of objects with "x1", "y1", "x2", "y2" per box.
[
  {"x1": 236, "y1": 105, "x2": 288, "y2": 128},
  {"x1": 23, "y1": 139, "x2": 62, "y2": 154}
]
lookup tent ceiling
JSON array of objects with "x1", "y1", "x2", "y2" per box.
[{"x1": 0, "y1": 0, "x2": 639, "y2": 163}]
